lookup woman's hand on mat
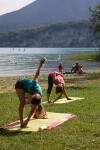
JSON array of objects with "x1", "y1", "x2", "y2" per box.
[
  {"x1": 42, "y1": 112, "x2": 48, "y2": 119},
  {"x1": 21, "y1": 119, "x2": 29, "y2": 128},
  {"x1": 52, "y1": 100, "x2": 56, "y2": 103}
]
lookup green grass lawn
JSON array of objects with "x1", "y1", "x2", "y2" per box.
[{"x1": 0, "y1": 79, "x2": 100, "y2": 150}]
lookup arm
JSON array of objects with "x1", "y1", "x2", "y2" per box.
[
  {"x1": 27, "y1": 108, "x2": 34, "y2": 121},
  {"x1": 33, "y1": 58, "x2": 46, "y2": 82},
  {"x1": 53, "y1": 93, "x2": 62, "y2": 103},
  {"x1": 63, "y1": 87, "x2": 72, "y2": 100},
  {"x1": 19, "y1": 102, "x2": 25, "y2": 127},
  {"x1": 22, "y1": 107, "x2": 34, "y2": 128}
]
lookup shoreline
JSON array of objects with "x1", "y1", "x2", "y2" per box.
[{"x1": 0, "y1": 68, "x2": 100, "y2": 78}]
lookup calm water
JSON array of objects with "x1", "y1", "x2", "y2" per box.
[{"x1": 0, "y1": 48, "x2": 100, "y2": 76}]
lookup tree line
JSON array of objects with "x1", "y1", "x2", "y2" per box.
[{"x1": 89, "y1": 4, "x2": 100, "y2": 47}]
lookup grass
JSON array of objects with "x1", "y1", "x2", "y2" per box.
[
  {"x1": 68, "y1": 51, "x2": 100, "y2": 61},
  {"x1": 0, "y1": 72, "x2": 100, "y2": 150}
]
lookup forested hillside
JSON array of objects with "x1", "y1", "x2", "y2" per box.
[{"x1": 0, "y1": 21, "x2": 99, "y2": 47}]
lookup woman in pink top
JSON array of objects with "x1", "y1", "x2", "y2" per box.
[{"x1": 47, "y1": 72, "x2": 72, "y2": 103}]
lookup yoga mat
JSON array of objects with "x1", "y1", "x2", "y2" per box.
[
  {"x1": 43, "y1": 97, "x2": 84, "y2": 104},
  {"x1": 1, "y1": 112, "x2": 76, "y2": 132}
]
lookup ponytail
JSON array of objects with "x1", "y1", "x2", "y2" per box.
[{"x1": 34, "y1": 103, "x2": 45, "y2": 119}]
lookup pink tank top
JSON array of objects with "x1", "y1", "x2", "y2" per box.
[{"x1": 49, "y1": 72, "x2": 64, "y2": 85}]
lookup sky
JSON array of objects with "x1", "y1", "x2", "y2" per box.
[{"x1": 0, "y1": 0, "x2": 36, "y2": 16}]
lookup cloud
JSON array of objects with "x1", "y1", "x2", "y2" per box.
[{"x1": 0, "y1": 0, "x2": 36, "y2": 15}]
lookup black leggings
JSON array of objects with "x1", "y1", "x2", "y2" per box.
[{"x1": 47, "y1": 75, "x2": 53, "y2": 94}]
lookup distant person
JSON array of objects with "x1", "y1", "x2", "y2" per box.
[
  {"x1": 71, "y1": 63, "x2": 79, "y2": 73},
  {"x1": 15, "y1": 58, "x2": 47, "y2": 128},
  {"x1": 77, "y1": 65, "x2": 83, "y2": 74},
  {"x1": 47, "y1": 72, "x2": 72, "y2": 103},
  {"x1": 58, "y1": 62, "x2": 63, "y2": 73},
  {"x1": 71, "y1": 63, "x2": 83, "y2": 74}
]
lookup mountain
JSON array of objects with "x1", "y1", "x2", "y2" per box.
[
  {"x1": 0, "y1": 0, "x2": 100, "y2": 32},
  {"x1": 0, "y1": 21, "x2": 100, "y2": 47}
]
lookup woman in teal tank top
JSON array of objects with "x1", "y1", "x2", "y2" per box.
[
  {"x1": 15, "y1": 58, "x2": 47, "y2": 128},
  {"x1": 20, "y1": 78, "x2": 43, "y2": 97}
]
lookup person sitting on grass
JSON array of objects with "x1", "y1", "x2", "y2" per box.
[
  {"x1": 47, "y1": 72, "x2": 72, "y2": 103},
  {"x1": 71, "y1": 63, "x2": 83, "y2": 74},
  {"x1": 15, "y1": 58, "x2": 47, "y2": 128},
  {"x1": 77, "y1": 65, "x2": 83, "y2": 74}
]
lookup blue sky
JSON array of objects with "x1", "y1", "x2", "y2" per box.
[{"x1": 0, "y1": 0, "x2": 36, "y2": 16}]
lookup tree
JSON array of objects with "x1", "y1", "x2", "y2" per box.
[{"x1": 89, "y1": 5, "x2": 100, "y2": 39}]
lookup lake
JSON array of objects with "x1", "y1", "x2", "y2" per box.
[{"x1": 0, "y1": 48, "x2": 100, "y2": 76}]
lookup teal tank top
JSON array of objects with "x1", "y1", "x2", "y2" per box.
[{"x1": 20, "y1": 78, "x2": 42, "y2": 97}]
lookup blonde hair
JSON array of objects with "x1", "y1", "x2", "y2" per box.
[
  {"x1": 31, "y1": 94, "x2": 46, "y2": 119},
  {"x1": 34, "y1": 104, "x2": 45, "y2": 119}
]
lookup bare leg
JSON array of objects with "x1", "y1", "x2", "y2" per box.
[
  {"x1": 47, "y1": 93, "x2": 52, "y2": 103},
  {"x1": 16, "y1": 89, "x2": 25, "y2": 127}
]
